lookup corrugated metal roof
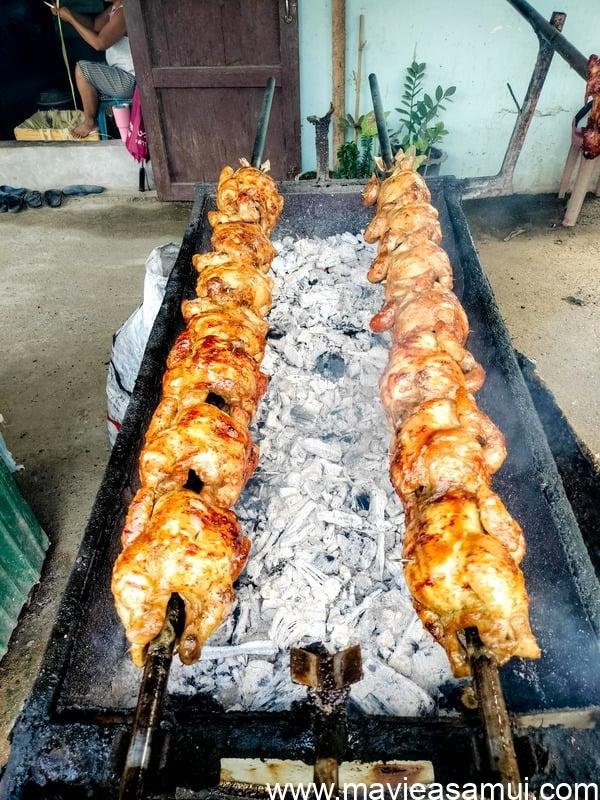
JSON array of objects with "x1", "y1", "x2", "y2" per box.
[{"x1": 0, "y1": 457, "x2": 49, "y2": 659}]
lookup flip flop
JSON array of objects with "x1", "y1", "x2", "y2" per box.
[
  {"x1": 43, "y1": 190, "x2": 63, "y2": 208},
  {"x1": 0, "y1": 186, "x2": 26, "y2": 197},
  {"x1": 6, "y1": 195, "x2": 24, "y2": 213},
  {"x1": 62, "y1": 184, "x2": 105, "y2": 196},
  {"x1": 24, "y1": 191, "x2": 43, "y2": 209}
]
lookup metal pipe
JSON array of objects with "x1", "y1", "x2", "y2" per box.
[
  {"x1": 506, "y1": 0, "x2": 588, "y2": 79},
  {"x1": 368, "y1": 73, "x2": 393, "y2": 170},
  {"x1": 465, "y1": 627, "x2": 521, "y2": 789},
  {"x1": 119, "y1": 593, "x2": 185, "y2": 800},
  {"x1": 251, "y1": 77, "x2": 276, "y2": 168}
]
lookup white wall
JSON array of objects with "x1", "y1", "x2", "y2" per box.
[{"x1": 298, "y1": 0, "x2": 598, "y2": 192}]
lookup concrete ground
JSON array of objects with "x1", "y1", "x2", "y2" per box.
[
  {"x1": 0, "y1": 190, "x2": 599, "y2": 768},
  {"x1": 0, "y1": 192, "x2": 189, "y2": 766}
]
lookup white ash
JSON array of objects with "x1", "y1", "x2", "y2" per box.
[{"x1": 168, "y1": 231, "x2": 454, "y2": 713}]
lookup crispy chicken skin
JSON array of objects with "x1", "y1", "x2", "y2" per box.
[
  {"x1": 364, "y1": 202, "x2": 439, "y2": 244},
  {"x1": 212, "y1": 163, "x2": 284, "y2": 234},
  {"x1": 211, "y1": 221, "x2": 276, "y2": 272},
  {"x1": 365, "y1": 148, "x2": 538, "y2": 674},
  {"x1": 160, "y1": 336, "x2": 268, "y2": 429},
  {"x1": 403, "y1": 492, "x2": 539, "y2": 676},
  {"x1": 380, "y1": 330, "x2": 485, "y2": 427},
  {"x1": 369, "y1": 223, "x2": 443, "y2": 283},
  {"x1": 113, "y1": 162, "x2": 283, "y2": 668},
  {"x1": 112, "y1": 489, "x2": 250, "y2": 666},
  {"x1": 140, "y1": 402, "x2": 258, "y2": 507},
  {"x1": 171, "y1": 302, "x2": 268, "y2": 364},
  {"x1": 193, "y1": 252, "x2": 273, "y2": 318}
]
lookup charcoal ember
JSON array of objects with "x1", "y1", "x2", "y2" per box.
[
  {"x1": 314, "y1": 351, "x2": 346, "y2": 380},
  {"x1": 166, "y1": 231, "x2": 454, "y2": 714}
]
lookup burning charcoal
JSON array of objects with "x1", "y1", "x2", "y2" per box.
[
  {"x1": 314, "y1": 351, "x2": 346, "y2": 381},
  {"x1": 165, "y1": 230, "x2": 454, "y2": 715}
]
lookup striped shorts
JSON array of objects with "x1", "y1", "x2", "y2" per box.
[{"x1": 78, "y1": 60, "x2": 136, "y2": 100}]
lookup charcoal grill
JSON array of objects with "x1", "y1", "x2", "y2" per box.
[{"x1": 2, "y1": 177, "x2": 600, "y2": 798}]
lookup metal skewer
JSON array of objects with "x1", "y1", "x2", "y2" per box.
[
  {"x1": 465, "y1": 627, "x2": 521, "y2": 789},
  {"x1": 368, "y1": 73, "x2": 394, "y2": 171},
  {"x1": 119, "y1": 593, "x2": 185, "y2": 800},
  {"x1": 250, "y1": 76, "x2": 277, "y2": 168}
]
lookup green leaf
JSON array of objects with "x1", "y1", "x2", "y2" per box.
[
  {"x1": 424, "y1": 93, "x2": 433, "y2": 108},
  {"x1": 445, "y1": 86, "x2": 456, "y2": 96},
  {"x1": 435, "y1": 86, "x2": 443, "y2": 101}
]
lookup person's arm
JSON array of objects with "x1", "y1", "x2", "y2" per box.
[{"x1": 50, "y1": 4, "x2": 126, "y2": 51}]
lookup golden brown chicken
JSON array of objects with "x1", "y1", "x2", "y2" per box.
[
  {"x1": 370, "y1": 223, "x2": 444, "y2": 283},
  {"x1": 139, "y1": 402, "x2": 258, "y2": 507},
  {"x1": 160, "y1": 336, "x2": 268, "y2": 428},
  {"x1": 390, "y1": 390, "x2": 507, "y2": 501},
  {"x1": 364, "y1": 202, "x2": 439, "y2": 244},
  {"x1": 210, "y1": 162, "x2": 284, "y2": 234},
  {"x1": 193, "y1": 252, "x2": 273, "y2": 318},
  {"x1": 211, "y1": 220, "x2": 277, "y2": 272},
  {"x1": 362, "y1": 148, "x2": 430, "y2": 207},
  {"x1": 403, "y1": 491, "x2": 539, "y2": 676},
  {"x1": 371, "y1": 285, "x2": 467, "y2": 344},
  {"x1": 170, "y1": 302, "x2": 268, "y2": 365},
  {"x1": 368, "y1": 239, "x2": 453, "y2": 287},
  {"x1": 380, "y1": 330, "x2": 485, "y2": 427},
  {"x1": 112, "y1": 488, "x2": 250, "y2": 666}
]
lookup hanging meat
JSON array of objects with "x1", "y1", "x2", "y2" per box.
[
  {"x1": 112, "y1": 162, "x2": 283, "y2": 665},
  {"x1": 363, "y1": 149, "x2": 540, "y2": 676}
]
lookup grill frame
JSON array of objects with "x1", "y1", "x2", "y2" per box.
[{"x1": 3, "y1": 180, "x2": 600, "y2": 798}]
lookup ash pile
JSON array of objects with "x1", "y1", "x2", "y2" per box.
[{"x1": 169, "y1": 232, "x2": 454, "y2": 714}]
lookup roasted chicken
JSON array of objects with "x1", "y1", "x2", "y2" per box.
[
  {"x1": 211, "y1": 161, "x2": 284, "y2": 234},
  {"x1": 403, "y1": 492, "x2": 539, "y2": 676},
  {"x1": 583, "y1": 54, "x2": 600, "y2": 159},
  {"x1": 112, "y1": 488, "x2": 250, "y2": 666},
  {"x1": 112, "y1": 162, "x2": 284, "y2": 666},
  {"x1": 364, "y1": 147, "x2": 539, "y2": 675},
  {"x1": 211, "y1": 220, "x2": 276, "y2": 272},
  {"x1": 193, "y1": 252, "x2": 273, "y2": 318}
]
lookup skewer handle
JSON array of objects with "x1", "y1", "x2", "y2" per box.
[
  {"x1": 119, "y1": 593, "x2": 185, "y2": 800},
  {"x1": 251, "y1": 77, "x2": 277, "y2": 168},
  {"x1": 368, "y1": 73, "x2": 394, "y2": 170},
  {"x1": 465, "y1": 627, "x2": 521, "y2": 789}
]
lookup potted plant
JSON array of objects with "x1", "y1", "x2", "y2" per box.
[
  {"x1": 390, "y1": 60, "x2": 455, "y2": 176},
  {"x1": 334, "y1": 110, "x2": 385, "y2": 179}
]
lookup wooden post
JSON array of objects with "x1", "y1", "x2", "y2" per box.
[
  {"x1": 353, "y1": 14, "x2": 366, "y2": 143},
  {"x1": 332, "y1": 0, "x2": 346, "y2": 167}
]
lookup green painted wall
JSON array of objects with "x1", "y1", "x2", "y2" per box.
[{"x1": 298, "y1": 0, "x2": 599, "y2": 192}]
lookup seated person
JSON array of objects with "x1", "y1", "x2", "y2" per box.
[{"x1": 49, "y1": 0, "x2": 135, "y2": 138}]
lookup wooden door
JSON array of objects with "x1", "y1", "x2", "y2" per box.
[{"x1": 125, "y1": 0, "x2": 300, "y2": 200}]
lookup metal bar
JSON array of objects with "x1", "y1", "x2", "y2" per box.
[
  {"x1": 462, "y1": 11, "x2": 566, "y2": 199},
  {"x1": 251, "y1": 77, "x2": 277, "y2": 168},
  {"x1": 119, "y1": 593, "x2": 185, "y2": 800},
  {"x1": 368, "y1": 73, "x2": 393, "y2": 170},
  {"x1": 506, "y1": 0, "x2": 588, "y2": 79},
  {"x1": 465, "y1": 627, "x2": 521, "y2": 789}
]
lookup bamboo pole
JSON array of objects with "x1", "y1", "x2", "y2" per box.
[
  {"x1": 332, "y1": 0, "x2": 346, "y2": 166},
  {"x1": 353, "y1": 14, "x2": 366, "y2": 143}
]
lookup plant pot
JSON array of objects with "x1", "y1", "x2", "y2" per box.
[{"x1": 417, "y1": 146, "x2": 447, "y2": 177}]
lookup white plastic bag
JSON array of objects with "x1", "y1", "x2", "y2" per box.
[{"x1": 106, "y1": 243, "x2": 180, "y2": 446}]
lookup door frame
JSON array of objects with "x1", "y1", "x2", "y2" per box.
[{"x1": 125, "y1": 0, "x2": 300, "y2": 200}]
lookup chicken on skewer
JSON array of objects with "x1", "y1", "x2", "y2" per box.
[
  {"x1": 113, "y1": 159, "x2": 284, "y2": 667},
  {"x1": 140, "y1": 401, "x2": 258, "y2": 507},
  {"x1": 160, "y1": 336, "x2": 268, "y2": 429},
  {"x1": 193, "y1": 252, "x2": 274, "y2": 318},
  {"x1": 211, "y1": 220, "x2": 277, "y2": 273},
  {"x1": 368, "y1": 241, "x2": 453, "y2": 309},
  {"x1": 209, "y1": 160, "x2": 284, "y2": 234},
  {"x1": 112, "y1": 488, "x2": 250, "y2": 666},
  {"x1": 364, "y1": 147, "x2": 539, "y2": 676},
  {"x1": 403, "y1": 492, "x2": 540, "y2": 677}
]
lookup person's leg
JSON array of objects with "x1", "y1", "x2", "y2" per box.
[{"x1": 73, "y1": 62, "x2": 99, "y2": 138}]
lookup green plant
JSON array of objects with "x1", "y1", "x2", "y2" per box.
[
  {"x1": 391, "y1": 61, "x2": 455, "y2": 155},
  {"x1": 335, "y1": 110, "x2": 387, "y2": 178}
]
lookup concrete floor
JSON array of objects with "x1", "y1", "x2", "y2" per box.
[{"x1": 0, "y1": 190, "x2": 599, "y2": 768}]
